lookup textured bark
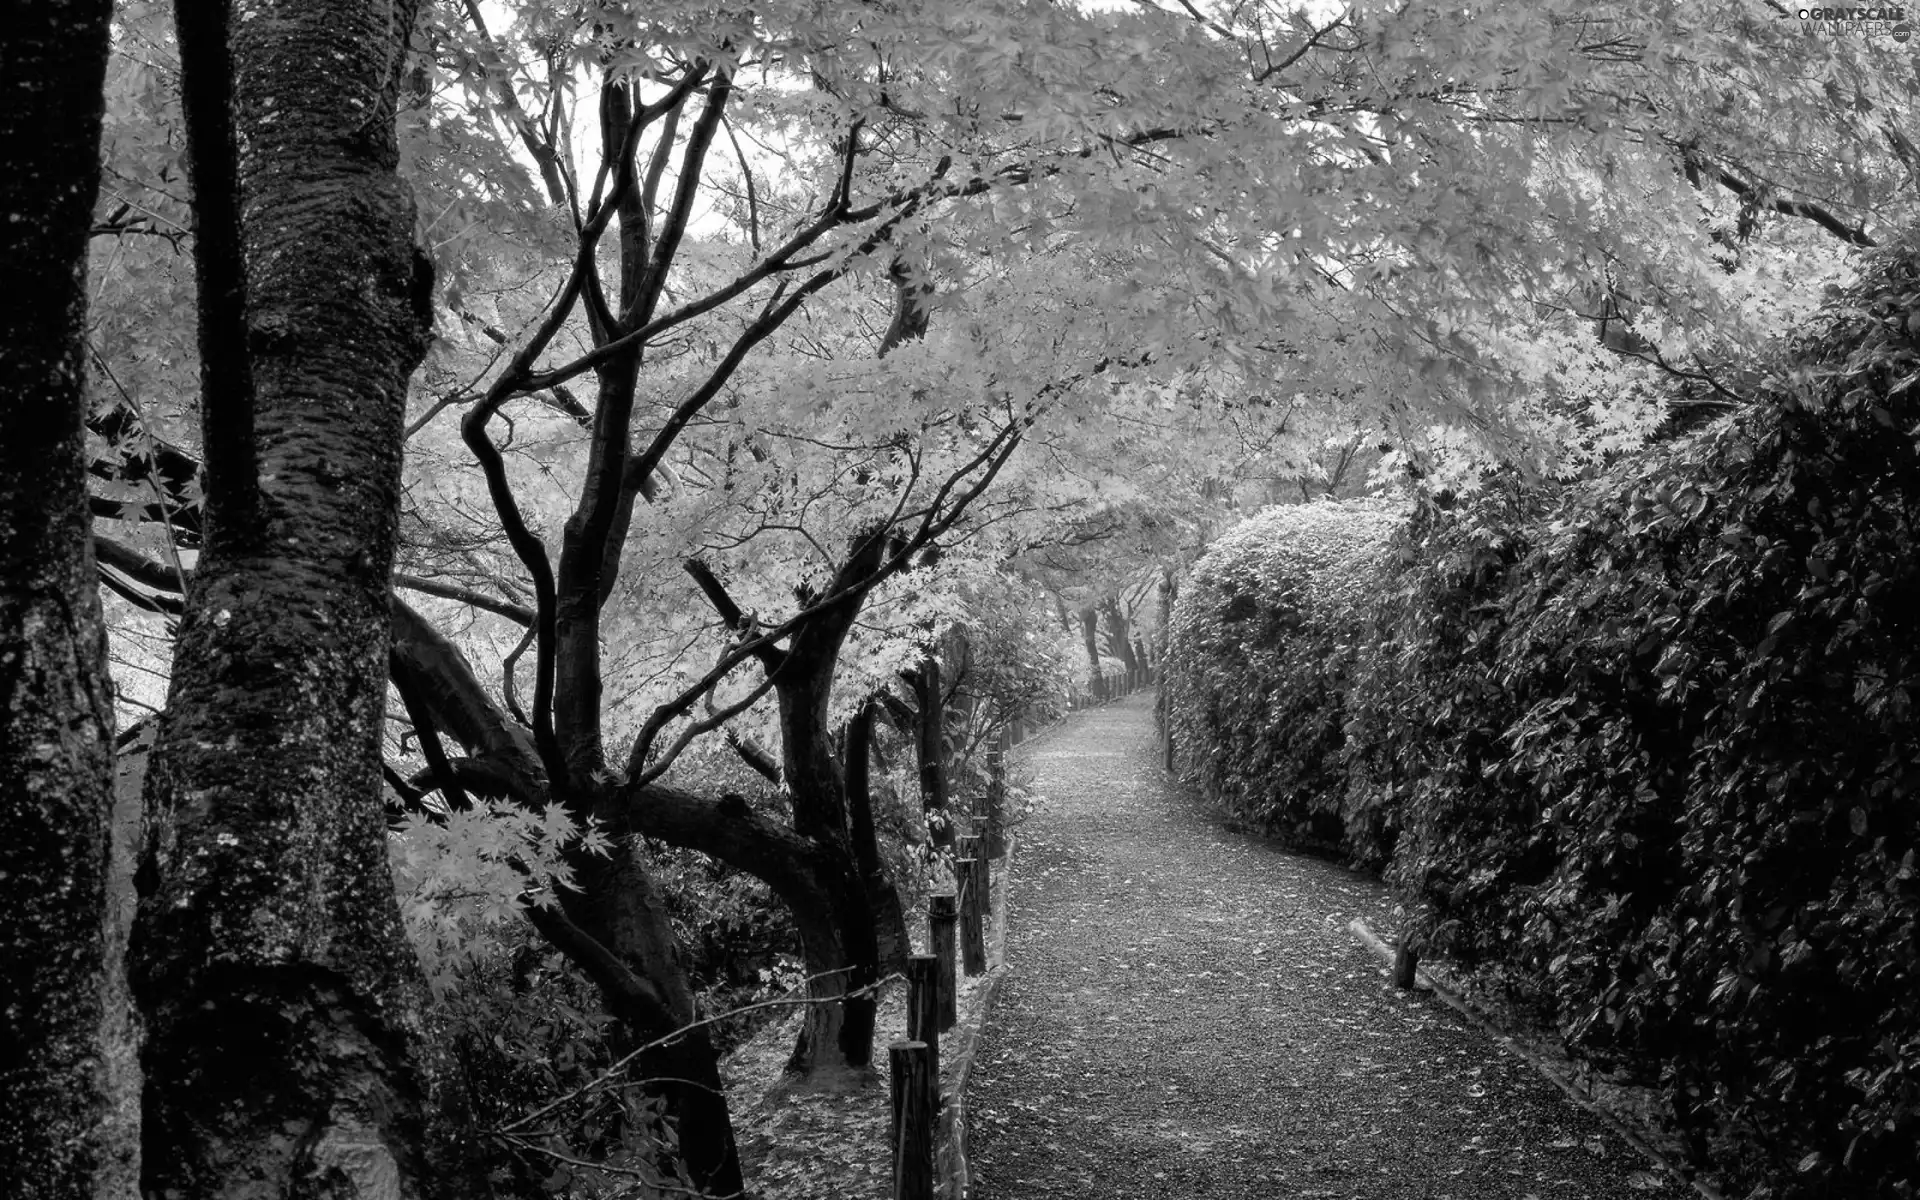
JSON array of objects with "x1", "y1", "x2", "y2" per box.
[
  {"x1": 126, "y1": 3, "x2": 472, "y2": 1196},
  {"x1": 0, "y1": 5, "x2": 132, "y2": 1196}
]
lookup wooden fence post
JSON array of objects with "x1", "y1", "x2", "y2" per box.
[
  {"x1": 906, "y1": 954, "x2": 941, "y2": 1098},
  {"x1": 959, "y1": 835, "x2": 989, "y2": 915},
  {"x1": 889, "y1": 1040, "x2": 934, "y2": 1200},
  {"x1": 928, "y1": 895, "x2": 958, "y2": 1031},
  {"x1": 1392, "y1": 939, "x2": 1419, "y2": 990},
  {"x1": 984, "y1": 724, "x2": 1008, "y2": 858},
  {"x1": 958, "y1": 848, "x2": 987, "y2": 977}
]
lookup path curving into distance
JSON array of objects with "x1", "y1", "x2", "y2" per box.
[{"x1": 967, "y1": 691, "x2": 1681, "y2": 1200}]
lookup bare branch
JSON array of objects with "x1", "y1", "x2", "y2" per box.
[{"x1": 393, "y1": 572, "x2": 535, "y2": 626}]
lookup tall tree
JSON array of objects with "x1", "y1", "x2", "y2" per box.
[
  {"x1": 124, "y1": 1, "x2": 473, "y2": 1194},
  {"x1": 0, "y1": 3, "x2": 131, "y2": 1196}
]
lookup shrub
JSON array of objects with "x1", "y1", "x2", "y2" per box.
[
  {"x1": 1165, "y1": 499, "x2": 1403, "y2": 862},
  {"x1": 1361, "y1": 236, "x2": 1920, "y2": 1197}
]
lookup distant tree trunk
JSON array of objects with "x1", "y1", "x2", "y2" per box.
[
  {"x1": 0, "y1": 4, "x2": 135, "y2": 1195},
  {"x1": 127, "y1": 3, "x2": 478, "y2": 1195},
  {"x1": 1102, "y1": 599, "x2": 1139, "y2": 687},
  {"x1": 913, "y1": 655, "x2": 953, "y2": 849},
  {"x1": 1078, "y1": 606, "x2": 1104, "y2": 701},
  {"x1": 772, "y1": 613, "x2": 881, "y2": 1081}
]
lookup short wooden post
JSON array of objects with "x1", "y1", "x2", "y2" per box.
[
  {"x1": 889, "y1": 1040, "x2": 934, "y2": 1200},
  {"x1": 958, "y1": 859, "x2": 988, "y2": 976},
  {"x1": 984, "y1": 726, "x2": 1009, "y2": 858},
  {"x1": 1392, "y1": 939, "x2": 1419, "y2": 990},
  {"x1": 928, "y1": 895, "x2": 958, "y2": 1031},
  {"x1": 906, "y1": 954, "x2": 941, "y2": 1097},
  {"x1": 959, "y1": 836, "x2": 989, "y2": 915}
]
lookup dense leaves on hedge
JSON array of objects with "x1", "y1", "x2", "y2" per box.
[
  {"x1": 1169, "y1": 236, "x2": 1920, "y2": 1199},
  {"x1": 1164, "y1": 500, "x2": 1403, "y2": 859}
]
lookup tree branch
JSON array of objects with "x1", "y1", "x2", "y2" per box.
[
  {"x1": 683, "y1": 558, "x2": 785, "y2": 672},
  {"x1": 394, "y1": 572, "x2": 534, "y2": 625},
  {"x1": 1678, "y1": 143, "x2": 1877, "y2": 247}
]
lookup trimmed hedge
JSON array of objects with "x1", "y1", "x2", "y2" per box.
[
  {"x1": 1169, "y1": 235, "x2": 1920, "y2": 1198},
  {"x1": 1164, "y1": 499, "x2": 1403, "y2": 861}
]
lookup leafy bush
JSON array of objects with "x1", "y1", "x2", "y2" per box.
[
  {"x1": 1164, "y1": 499, "x2": 1403, "y2": 861},
  {"x1": 1171, "y1": 235, "x2": 1920, "y2": 1197},
  {"x1": 1372, "y1": 239, "x2": 1918, "y2": 1198}
]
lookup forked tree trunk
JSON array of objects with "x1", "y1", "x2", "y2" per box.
[
  {"x1": 0, "y1": 5, "x2": 136, "y2": 1195},
  {"x1": 127, "y1": 3, "x2": 478, "y2": 1195},
  {"x1": 775, "y1": 663, "x2": 882, "y2": 1082}
]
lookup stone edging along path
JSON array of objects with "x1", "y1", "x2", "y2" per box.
[{"x1": 962, "y1": 691, "x2": 1691, "y2": 1200}]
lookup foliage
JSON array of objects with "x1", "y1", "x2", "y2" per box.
[
  {"x1": 648, "y1": 840, "x2": 808, "y2": 1053},
  {"x1": 1164, "y1": 499, "x2": 1403, "y2": 859},
  {"x1": 389, "y1": 803, "x2": 612, "y2": 997},
  {"x1": 69, "y1": 0, "x2": 1920, "y2": 1182},
  {"x1": 1172, "y1": 232, "x2": 1920, "y2": 1197},
  {"x1": 1378, "y1": 239, "x2": 1918, "y2": 1198},
  {"x1": 427, "y1": 932, "x2": 696, "y2": 1197}
]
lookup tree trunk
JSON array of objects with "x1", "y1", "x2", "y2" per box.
[
  {"x1": 912, "y1": 656, "x2": 953, "y2": 850},
  {"x1": 564, "y1": 843, "x2": 743, "y2": 1197},
  {"x1": 1102, "y1": 599, "x2": 1139, "y2": 688},
  {"x1": 1078, "y1": 605, "x2": 1104, "y2": 701},
  {"x1": 759, "y1": 533, "x2": 902, "y2": 1081},
  {"x1": 391, "y1": 599, "x2": 743, "y2": 1194},
  {"x1": 774, "y1": 666, "x2": 881, "y2": 1081},
  {"x1": 128, "y1": 3, "x2": 476, "y2": 1196},
  {"x1": 0, "y1": 5, "x2": 135, "y2": 1194},
  {"x1": 846, "y1": 701, "x2": 910, "y2": 975}
]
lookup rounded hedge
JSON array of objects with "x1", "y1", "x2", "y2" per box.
[{"x1": 1164, "y1": 499, "x2": 1403, "y2": 861}]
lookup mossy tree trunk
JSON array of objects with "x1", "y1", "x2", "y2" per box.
[
  {"x1": 126, "y1": 3, "x2": 478, "y2": 1195},
  {"x1": 0, "y1": 4, "x2": 135, "y2": 1195}
]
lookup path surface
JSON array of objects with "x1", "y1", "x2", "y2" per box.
[{"x1": 967, "y1": 692, "x2": 1682, "y2": 1200}]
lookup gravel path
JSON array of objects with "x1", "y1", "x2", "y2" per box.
[{"x1": 966, "y1": 692, "x2": 1683, "y2": 1200}]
